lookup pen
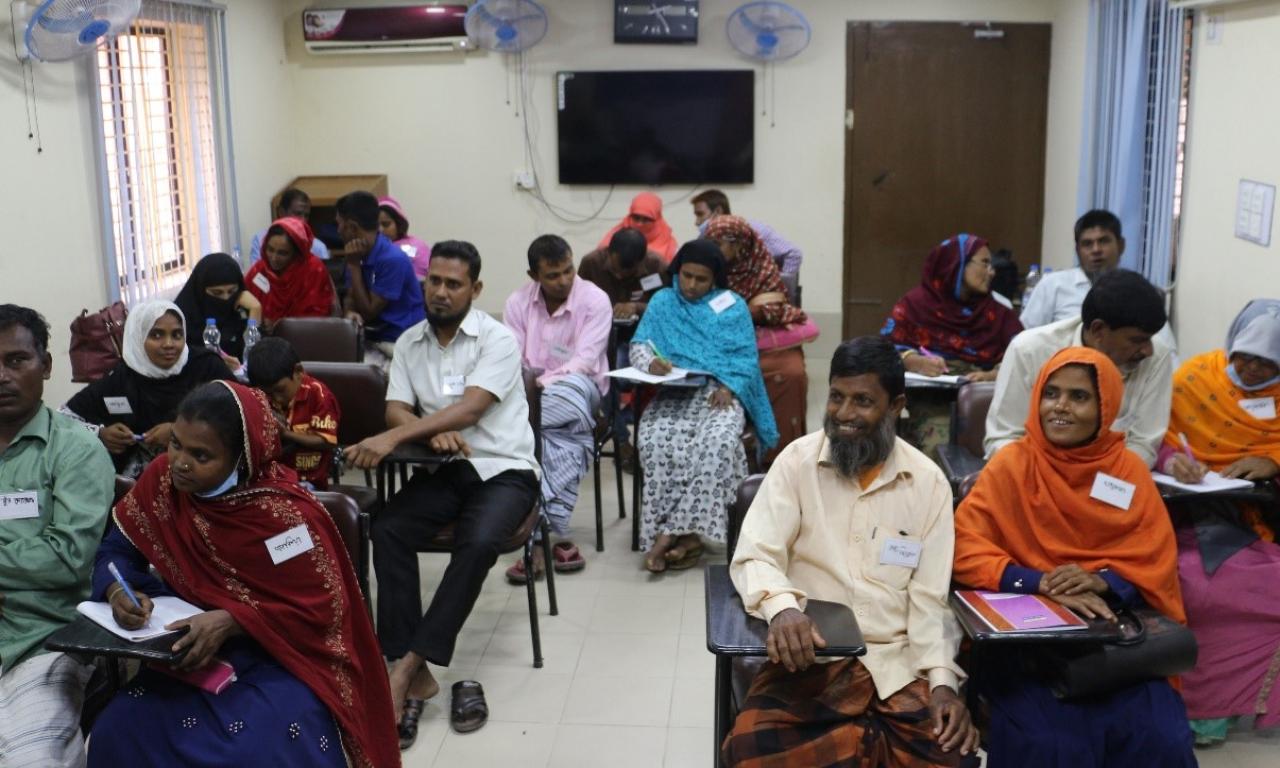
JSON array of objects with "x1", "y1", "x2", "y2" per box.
[
  {"x1": 107, "y1": 561, "x2": 148, "y2": 627},
  {"x1": 1177, "y1": 432, "x2": 1196, "y2": 462},
  {"x1": 647, "y1": 340, "x2": 669, "y2": 366},
  {"x1": 917, "y1": 346, "x2": 950, "y2": 373}
]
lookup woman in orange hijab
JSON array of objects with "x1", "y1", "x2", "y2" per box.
[
  {"x1": 1158, "y1": 302, "x2": 1280, "y2": 746},
  {"x1": 953, "y1": 347, "x2": 1195, "y2": 767},
  {"x1": 597, "y1": 192, "x2": 678, "y2": 263}
]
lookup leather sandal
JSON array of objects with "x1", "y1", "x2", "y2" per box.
[
  {"x1": 504, "y1": 556, "x2": 543, "y2": 585},
  {"x1": 450, "y1": 680, "x2": 489, "y2": 734},
  {"x1": 552, "y1": 541, "x2": 586, "y2": 573},
  {"x1": 398, "y1": 697, "x2": 425, "y2": 750}
]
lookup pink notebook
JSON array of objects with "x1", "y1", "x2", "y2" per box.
[
  {"x1": 956, "y1": 591, "x2": 1088, "y2": 633},
  {"x1": 148, "y1": 658, "x2": 237, "y2": 694}
]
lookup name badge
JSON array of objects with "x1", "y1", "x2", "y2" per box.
[
  {"x1": 709, "y1": 292, "x2": 736, "y2": 314},
  {"x1": 0, "y1": 491, "x2": 40, "y2": 520},
  {"x1": 550, "y1": 343, "x2": 572, "y2": 361},
  {"x1": 251, "y1": 272, "x2": 271, "y2": 294},
  {"x1": 264, "y1": 523, "x2": 314, "y2": 565},
  {"x1": 628, "y1": 291, "x2": 645, "y2": 302},
  {"x1": 104, "y1": 396, "x2": 133, "y2": 415},
  {"x1": 639, "y1": 273, "x2": 663, "y2": 291},
  {"x1": 400, "y1": 244, "x2": 418, "y2": 259},
  {"x1": 1239, "y1": 397, "x2": 1277, "y2": 421},
  {"x1": 880, "y1": 537, "x2": 922, "y2": 568},
  {"x1": 1090, "y1": 472, "x2": 1135, "y2": 510},
  {"x1": 443, "y1": 374, "x2": 466, "y2": 396}
]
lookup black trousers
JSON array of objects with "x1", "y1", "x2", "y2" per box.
[{"x1": 373, "y1": 462, "x2": 538, "y2": 665}]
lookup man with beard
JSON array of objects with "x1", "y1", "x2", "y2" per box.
[
  {"x1": 0, "y1": 305, "x2": 114, "y2": 767},
  {"x1": 724, "y1": 337, "x2": 978, "y2": 767},
  {"x1": 344, "y1": 241, "x2": 540, "y2": 747},
  {"x1": 985, "y1": 268, "x2": 1172, "y2": 467},
  {"x1": 501, "y1": 235, "x2": 611, "y2": 580}
]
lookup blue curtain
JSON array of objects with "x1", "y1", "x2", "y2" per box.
[{"x1": 1078, "y1": 0, "x2": 1187, "y2": 291}]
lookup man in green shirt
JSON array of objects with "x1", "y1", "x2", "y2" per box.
[{"x1": 0, "y1": 305, "x2": 113, "y2": 767}]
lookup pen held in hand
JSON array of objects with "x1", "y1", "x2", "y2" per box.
[{"x1": 107, "y1": 561, "x2": 150, "y2": 629}]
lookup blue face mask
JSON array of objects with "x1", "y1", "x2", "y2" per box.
[
  {"x1": 1226, "y1": 363, "x2": 1280, "y2": 392},
  {"x1": 196, "y1": 467, "x2": 240, "y2": 498}
]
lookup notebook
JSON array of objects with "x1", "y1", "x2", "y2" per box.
[
  {"x1": 954, "y1": 590, "x2": 1088, "y2": 633},
  {"x1": 606, "y1": 366, "x2": 709, "y2": 385},
  {"x1": 1150, "y1": 470, "x2": 1254, "y2": 494},
  {"x1": 904, "y1": 372, "x2": 966, "y2": 386},
  {"x1": 76, "y1": 596, "x2": 203, "y2": 642}
]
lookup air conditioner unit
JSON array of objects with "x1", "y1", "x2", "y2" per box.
[
  {"x1": 303, "y1": 4, "x2": 472, "y2": 54},
  {"x1": 1168, "y1": 0, "x2": 1245, "y2": 9}
]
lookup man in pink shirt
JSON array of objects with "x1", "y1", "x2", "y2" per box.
[{"x1": 503, "y1": 235, "x2": 612, "y2": 580}]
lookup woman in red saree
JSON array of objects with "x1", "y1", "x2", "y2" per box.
[
  {"x1": 87, "y1": 381, "x2": 399, "y2": 768},
  {"x1": 243, "y1": 217, "x2": 336, "y2": 330}
]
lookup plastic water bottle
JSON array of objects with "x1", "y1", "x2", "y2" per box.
[
  {"x1": 243, "y1": 319, "x2": 261, "y2": 359},
  {"x1": 1022, "y1": 264, "x2": 1041, "y2": 306},
  {"x1": 202, "y1": 318, "x2": 221, "y2": 354}
]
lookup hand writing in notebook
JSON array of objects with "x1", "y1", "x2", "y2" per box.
[
  {"x1": 167, "y1": 609, "x2": 244, "y2": 671},
  {"x1": 108, "y1": 587, "x2": 154, "y2": 630}
]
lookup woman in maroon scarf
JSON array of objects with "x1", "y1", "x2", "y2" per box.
[
  {"x1": 243, "y1": 217, "x2": 337, "y2": 331},
  {"x1": 880, "y1": 233, "x2": 1022, "y2": 454},
  {"x1": 87, "y1": 381, "x2": 399, "y2": 768}
]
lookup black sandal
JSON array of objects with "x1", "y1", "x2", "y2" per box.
[
  {"x1": 398, "y1": 697, "x2": 425, "y2": 750},
  {"x1": 450, "y1": 680, "x2": 489, "y2": 734}
]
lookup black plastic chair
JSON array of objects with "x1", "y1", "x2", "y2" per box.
[
  {"x1": 272, "y1": 317, "x2": 363, "y2": 363},
  {"x1": 591, "y1": 323, "x2": 629, "y2": 551}
]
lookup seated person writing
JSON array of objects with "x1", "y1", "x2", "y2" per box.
[
  {"x1": 953, "y1": 348, "x2": 1195, "y2": 766},
  {"x1": 578, "y1": 227, "x2": 667, "y2": 322},
  {"x1": 1158, "y1": 302, "x2": 1280, "y2": 746},
  {"x1": 243, "y1": 217, "x2": 337, "y2": 331},
  {"x1": 0, "y1": 305, "x2": 114, "y2": 768},
  {"x1": 502, "y1": 235, "x2": 611, "y2": 580},
  {"x1": 249, "y1": 187, "x2": 330, "y2": 263},
  {"x1": 881, "y1": 234, "x2": 1022, "y2": 455},
  {"x1": 87, "y1": 382, "x2": 396, "y2": 768},
  {"x1": 343, "y1": 241, "x2": 539, "y2": 747},
  {"x1": 174, "y1": 252, "x2": 263, "y2": 372},
  {"x1": 985, "y1": 269, "x2": 1172, "y2": 467},
  {"x1": 630, "y1": 240, "x2": 778, "y2": 573},
  {"x1": 247, "y1": 337, "x2": 341, "y2": 491},
  {"x1": 724, "y1": 336, "x2": 976, "y2": 767},
  {"x1": 336, "y1": 191, "x2": 426, "y2": 370},
  {"x1": 704, "y1": 215, "x2": 817, "y2": 460},
  {"x1": 62, "y1": 299, "x2": 230, "y2": 477}
]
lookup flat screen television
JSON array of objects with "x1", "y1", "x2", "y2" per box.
[{"x1": 556, "y1": 69, "x2": 754, "y2": 185}]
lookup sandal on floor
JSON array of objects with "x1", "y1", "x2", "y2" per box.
[
  {"x1": 505, "y1": 557, "x2": 543, "y2": 585},
  {"x1": 450, "y1": 680, "x2": 489, "y2": 734},
  {"x1": 667, "y1": 543, "x2": 705, "y2": 570},
  {"x1": 643, "y1": 551, "x2": 668, "y2": 573},
  {"x1": 552, "y1": 542, "x2": 586, "y2": 573},
  {"x1": 397, "y1": 698, "x2": 425, "y2": 750}
]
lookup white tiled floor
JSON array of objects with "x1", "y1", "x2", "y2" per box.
[{"x1": 367, "y1": 361, "x2": 1278, "y2": 767}]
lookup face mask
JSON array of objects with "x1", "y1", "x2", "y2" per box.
[
  {"x1": 1227, "y1": 363, "x2": 1280, "y2": 392},
  {"x1": 196, "y1": 467, "x2": 240, "y2": 498}
]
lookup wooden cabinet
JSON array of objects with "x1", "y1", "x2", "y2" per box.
[{"x1": 269, "y1": 175, "x2": 389, "y2": 247}]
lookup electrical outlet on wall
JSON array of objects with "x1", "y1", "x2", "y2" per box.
[{"x1": 513, "y1": 170, "x2": 536, "y2": 190}]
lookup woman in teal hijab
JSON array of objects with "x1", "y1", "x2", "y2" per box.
[{"x1": 631, "y1": 240, "x2": 777, "y2": 572}]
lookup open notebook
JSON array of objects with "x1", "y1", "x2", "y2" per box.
[
  {"x1": 77, "y1": 597, "x2": 203, "y2": 642},
  {"x1": 1150, "y1": 470, "x2": 1254, "y2": 494},
  {"x1": 606, "y1": 366, "x2": 709, "y2": 385}
]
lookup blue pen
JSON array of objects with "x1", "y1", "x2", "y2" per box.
[{"x1": 107, "y1": 561, "x2": 149, "y2": 627}]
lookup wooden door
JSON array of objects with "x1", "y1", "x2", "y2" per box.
[{"x1": 842, "y1": 22, "x2": 1051, "y2": 339}]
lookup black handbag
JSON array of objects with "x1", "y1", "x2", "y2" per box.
[{"x1": 1040, "y1": 607, "x2": 1198, "y2": 700}]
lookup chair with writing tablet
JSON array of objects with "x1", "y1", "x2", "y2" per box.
[
  {"x1": 590, "y1": 322, "x2": 629, "y2": 552},
  {"x1": 936, "y1": 380, "x2": 994, "y2": 499},
  {"x1": 272, "y1": 317, "x2": 363, "y2": 363}
]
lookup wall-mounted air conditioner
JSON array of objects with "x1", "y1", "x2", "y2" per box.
[
  {"x1": 303, "y1": 4, "x2": 472, "y2": 54},
  {"x1": 1168, "y1": 0, "x2": 1246, "y2": 9}
]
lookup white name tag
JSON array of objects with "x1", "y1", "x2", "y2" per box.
[
  {"x1": 103, "y1": 396, "x2": 133, "y2": 415},
  {"x1": 0, "y1": 491, "x2": 40, "y2": 520},
  {"x1": 1239, "y1": 397, "x2": 1277, "y2": 421},
  {"x1": 709, "y1": 292, "x2": 736, "y2": 314},
  {"x1": 1090, "y1": 472, "x2": 1135, "y2": 510},
  {"x1": 400, "y1": 244, "x2": 418, "y2": 259},
  {"x1": 639, "y1": 273, "x2": 663, "y2": 291},
  {"x1": 550, "y1": 344, "x2": 572, "y2": 361},
  {"x1": 252, "y1": 272, "x2": 271, "y2": 293},
  {"x1": 264, "y1": 523, "x2": 314, "y2": 565},
  {"x1": 880, "y1": 537, "x2": 922, "y2": 568},
  {"x1": 443, "y1": 374, "x2": 466, "y2": 396},
  {"x1": 628, "y1": 291, "x2": 645, "y2": 302}
]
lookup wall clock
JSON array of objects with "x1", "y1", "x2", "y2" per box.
[{"x1": 614, "y1": 1, "x2": 699, "y2": 44}]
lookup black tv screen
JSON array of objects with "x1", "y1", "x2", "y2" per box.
[{"x1": 556, "y1": 70, "x2": 754, "y2": 185}]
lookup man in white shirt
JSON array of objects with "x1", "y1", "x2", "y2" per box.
[
  {"x1": 344, "y1": 240, "x2": 540, "y2": 746},
  {"x1": 1021, "y1": 209, "x2": 1177, "y2": 352},
  {"x1": 248, "y1": 187, "x2": 331, "y2": 263},
  {"x1": 986, "y1": 269, "x2": 1173, "y2": 466},
  {"x1": 725, "y1": 337, "x2": 977, "y2": 766}
]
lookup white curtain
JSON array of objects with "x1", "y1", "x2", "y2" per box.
[{"x1": 1078, "y1": 0, "x2": 1187, "y2": 291}]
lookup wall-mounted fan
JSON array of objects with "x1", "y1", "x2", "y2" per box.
[
  {"x1": 726, "y1": 1, "x2": 810, "y2": 62},
  {"x1": 464, "y1": 0, "x2": 548, "y2": 53},
  {"x1": 13, "y1": 0, "x2": 141, "y2": 62}
]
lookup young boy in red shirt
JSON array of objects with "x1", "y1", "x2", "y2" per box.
[{"x1": 246, "y1": 337, "x2": 341, "y2": 489}]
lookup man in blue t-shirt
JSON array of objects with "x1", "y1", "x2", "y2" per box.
[{"x1": 337, "y1": 191, "x2": 426, "y2": 369}]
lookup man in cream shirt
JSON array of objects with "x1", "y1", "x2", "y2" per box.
[
  {"x1": 724, "y1": 337, "x2": 977, "y2": 767},
  {"x1": 986, "y1": 269, "x2": 1173, "y2": 467}
]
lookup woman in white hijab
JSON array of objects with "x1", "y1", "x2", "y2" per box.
[{"x1": 63, "y1": 299, "x2": 231, "y2": 476}]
